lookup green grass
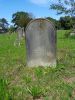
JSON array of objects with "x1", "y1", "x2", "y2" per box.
[{"x1": 0, "y1": 30, "x2": 75, "y2": 100}]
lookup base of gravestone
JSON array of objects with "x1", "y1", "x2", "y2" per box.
[{"x1": 27, "y1": 59, "x2": 56, "y2": 67}]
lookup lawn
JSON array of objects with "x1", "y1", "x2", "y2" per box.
[{"x1": 0, "y1": 30, "x2": 75, "y2": 100}]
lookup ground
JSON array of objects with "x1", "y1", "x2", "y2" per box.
[{"x1": 0, "y1": 30, "x2": 75, "y2": 100}]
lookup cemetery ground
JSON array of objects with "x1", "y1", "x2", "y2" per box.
[{"x1": 0, "y1": 30, "x2": 75, "y2": 100}]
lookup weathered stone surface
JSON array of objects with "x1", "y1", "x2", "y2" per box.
[
  {"x1": 25, "y1": 18, "x2": 56, "y2": 67},
  {"x1": 70, "y1": 32, "x2": 75, "y2": 36},
  {"x1": 70, "y1": 26, "x2": 75, "y2": 36},
  {"x1": 17, "y1": 27, "x2": 25, "y2": 40},
  {"x1": 14, "y1": 27, "x2": 25, "y2": 46}
]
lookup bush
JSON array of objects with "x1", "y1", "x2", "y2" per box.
[{"x1": 64, "y1": 30, "x2": 72, "y2": 38}]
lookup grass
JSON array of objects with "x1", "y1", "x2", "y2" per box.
[{"x1": 0, "y1": 30, "x2": 75, "y2": 100}]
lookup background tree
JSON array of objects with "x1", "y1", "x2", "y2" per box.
[
  {"x1": 0, "y1": 18, "x2": 9, "y2": 33},
  {"x1": 0, "y1": 18, "x2": 8, "y2": 28},
  {"x1": 59, "y1": 16, "x2": 73, "y2": 29},
  {"x1": 50, "y1": 0, "x2": 75, "y2": 30},
  {"x1": 12, "y1": 11, "x2": 33, "y2": 28},
  {"x1": 46, "y1": 17, "x2": 61, "y2": 29},
  {"x1": 50, "y1": 0, "x2": 75, "y2": 16}
]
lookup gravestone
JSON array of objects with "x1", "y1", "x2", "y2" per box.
[
  {"x1": 70, "y1": 25, "x2": 75, "y2": 36},
  {"x1": 22, "y1": 27, "x2": 25, "y2": 37},
  {"x1": 14, "y1": 27, "x2": 25, "y2": 46},
  {"x1": 25, "y1": 18, "x2": 56, "y2": 67}
]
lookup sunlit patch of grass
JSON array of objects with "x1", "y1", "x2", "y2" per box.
[
  {"x1": 26, "y1": 85, "x2": 43, "y2": 99},
  {"x1": 0, "y1": 77, "x2": 12, "y2": 100}
]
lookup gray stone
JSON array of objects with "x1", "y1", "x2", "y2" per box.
[
  {"x1": 70, "y1": 29, "x2": 75, "y2": 36},
  {"x1": 25, "y1": 18, "x2": 56, "y2": 67},
  {"x1": 70, "y1": 25, "x2": 75, "y2": 36},
  {"x1": 14, "y1": 27, "x2": 25, "y2": 46},
  {"x1": 17, "y1": 27, "x2": 25, "y2": 40},
  {"x1": 70, "y1": 32, "x2": 75, "y2": 36}
]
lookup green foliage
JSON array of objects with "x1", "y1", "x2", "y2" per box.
[
  {"x1": 34, "y1": 67, "x2": 44, "y2": 78},
  {"x1": 59, "y1": 16, "x2": 73, "y2": 30},
  {"x1": 50, "y1": 0, "x2": 75, "y2": 30},
  {"x1": 50, "y1": 3, "x2": 66, "y2": 15},
  {"x1": 24, "y1": 75, "x2": 32, "y2": 84},
  {"x1": 58, "y1": 83, "x2": 73, "y2": 99},
  {"x1": 46, "y1": 16, "x2": 75, "y2": 30},
  {"x1": 12, "y1": 11, "x2": 33, "y2": 28},
  {"x1": 0, "y1": 18, "x2": 8, "y2": 33},
  {"x1": 0, "y1": 18, "x2": 8, "y2": 26},
  {"x1": 46, "y1": 17, "x2": 61, "y2": 29},
  {"x1": 50, "y1": 0, "x2": 75, "y2": 16},
  {"x1": 27, "y1": 85, "x2": 42, "y2": 99},
  {"x1": 0, "y1": 78, "x2": 12, "y2": 100}
]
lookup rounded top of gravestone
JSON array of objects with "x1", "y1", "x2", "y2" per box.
[{"x1": 25, "y1": 18, "x2": 56, "y2": 32}]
